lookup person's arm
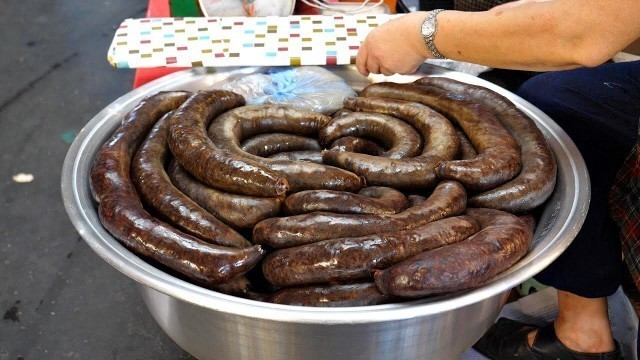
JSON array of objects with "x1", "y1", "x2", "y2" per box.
[{"x1": 356, "y1": 0, "x2": 640, "y2": 75}]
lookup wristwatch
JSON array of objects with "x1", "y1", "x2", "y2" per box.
[{"x1": 420, "y1": 9, "x2": 446, "y2": 59}]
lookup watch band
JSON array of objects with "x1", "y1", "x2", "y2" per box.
[{"x1": 421, "y1": 9, "x2": 446, "y2": 59}]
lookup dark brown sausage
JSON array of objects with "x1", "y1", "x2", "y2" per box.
[
  {"x1": 519, "y1": 213, "x2": 537, "y2": 234},
  {"x1": 168, "y1": 91, "x2": 289, "y2": 197},
  {"x1": 319, "y1": 111, "x2": 422, "y2": 159},
  {"x1": 262, "y1": 215, "x2": 479, "y2": 287},
  {"x1": 206, "y1": 276, "x2": 251, "y2": 295},
  {"x1": 456, "y1": 128, "x2": 477, "y2": 160},
  {"x1": 131, "y1": 111, "x2": 251, "y2": 247},
  {"x1": 374, "y1": 208, "x2": 532, "y2": 297},
  {"x1": 253, "y1": 180, "x2": 466, "y2": 248},
  {"x1": 408, "y1": 194, "x2": 427, "y2": 206},
  {"x1": 343, "y1": 97, "x2": 458, "y2": 160},
  {"x1": 90, "y1": 91, "x2": 264, "y2": 284},
  {"x1": 283, "y1": 186, "x2": 408, "y2": 215},
  {"x1": 325, "y1": 97, "x2": 459, "y2": 189},
  {"x1": 208, "y1": 105, "x2": 364, "y2": 193},
  {"x1": 266, "y1": 282, "x2": 392, "y2": 307},
  {"x1": 328, "y1": 136, "x2": 385, "y2": 156},
  {"x1": 332, "y1": 109, "x2": 353, "y2": 118},
  {"x1": 241, "y1": 133, "x2": 321, "y2": 157},
  {"x1": 166, "y1": 159, "x2": 283, "y2": 229},
  {"x1": 268, "y1": 150, "x2": 324, "y2": 163},
  {"x1": 416, "y1": 77, "x2": 557, "y2": 212},
  {"x1": 361, "y1": 82, "x2": 521, "y2": 191}
]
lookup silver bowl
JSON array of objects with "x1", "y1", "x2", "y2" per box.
[{"x1": 61, "y1": 65, "x2": 589, "y2": 360}]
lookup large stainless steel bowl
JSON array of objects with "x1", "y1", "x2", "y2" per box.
[{"x1": 61, "y1": 65, "x2": 589, "y2": 360}]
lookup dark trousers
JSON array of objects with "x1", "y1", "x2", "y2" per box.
[{"x1": 516, "y1": 61, "x2": 640, "y2": 298}]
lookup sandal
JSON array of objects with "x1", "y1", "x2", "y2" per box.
[{"x1": 473, "y1": 317, "x2": 624, "y2": 360}]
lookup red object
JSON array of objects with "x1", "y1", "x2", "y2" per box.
[{"x1": 133, "y1": 0, "x2": 186, "y2": 89}]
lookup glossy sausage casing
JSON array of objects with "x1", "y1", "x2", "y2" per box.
[
  {"x1": 168, "y1": 91, "x2": 289, "y2": 197},
  {"x1": 167, "y1": 159, "x2": 283, "y2": 229},
  {"x1": 262, "y1": 215, "x2": 479, "y2": 287},
  {"x1": 374, "y1": 208, "x2": 532, "y2": 297},
  {"x1": 90, "y1": 91, "x2": 264, "y2": 284},
  {"x1": 131, "y1": 111, "x2": 251, "y2": 248},
  {"x1": 319, "y1": 111, "x2": 422, "y2": 159},
  {"x1": 283, "y1": 186, "x2": 408, "y2": 215},
  {"x1": 324, "y1": 97, "x2": 459, "y2": 189},
  {"x1": 361, "y1": 83, "x2": 521, "y2": 191},
  {"x1": 208, "y1": 105, "x2": 364, "y2": 193},
  {"x1": 266, "y1": 282, "x2": 392, "y2": 307},
  {"x1": 253, "y1": 180, "x2": 467, "y2": 248},
  {"x1": 416, "y1": 76, "x2": 557, "y2": 212}
]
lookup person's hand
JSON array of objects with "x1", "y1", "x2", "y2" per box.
[{"x1": 356, "y1": 12, "x2": 432, "y2": 76}]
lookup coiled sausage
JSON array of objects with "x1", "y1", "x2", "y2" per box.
[
  {"x1": 90, "y1": 91, "x2": 264, "y2": 284},
  {"x1": 168, "y1": 91, "x2": 289, "y2": 197}
]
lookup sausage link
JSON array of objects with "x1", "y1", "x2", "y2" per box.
[
  {"x1": 416, "y1": 77, "x2": 557, "y2": 212},
  {"x1": 168, "y1": 91, "x2": 289, "y2": 197},
  {"x1": 241, "y1": 133, "x2": 321, "y2": 157},
  {"x1": 319, "y1": 112, "x2": 422, "y2": 159},
  {"x1": 343, "y1": 97, "x2": 458, "y2": 160},
  {"x1": 253, "y1": 180, "x2": 466, "y2": 248},
  {"x1": 332, "y1": 109, "x2": 353, "y2": 118},
  {"x1": 407, "y1": 194, "x2": 427, "y2": 207},
  {"x1": 284, "y1": 186, "x2": 408, "y2": 215},
  {"x1": 132, "y1": 111, "x2": 251, "y2": 247},
  {"x1": 90, "y1": 91, "x2": 264, "y2": 284},
  {"x1": 329, "y1": 136, "x2": 385, "y2": 156},
  {"x1": 327, "y1": 97, "x2": 458, "y2": 189},
  {"x1": 268, "y1": 150, "x2": 324, "y2": 163},
  {"x1": 206, "y1": 276, "x2": 251, "y2": 295},
  {"x1": 374, "y1": 208, "x2": 532, "y2": 297},
  {"x1": 519, "y1": 213, "x2": 537, "y2": 234},
  {"x1": 361, "y1": 82, "x2": 521, "y2": 191},
  {"x1": 90, "y1": 92, "x2": 188, "y2": 198},
  {"x1": 456, "y1": 128, "x2": 477, "y2": 160},
  {"x1": 266, "y1": 282, "x2": 392, "y2": 307},
  {"x1": 167, "y1": 159, "x2": 283, "y2": 229},
  {"x1": 208, "y1": 105, "x2": 364, "y2": 193},
  {"x1": 262, "y1": 216, "x2": 479, "y2": 287}
]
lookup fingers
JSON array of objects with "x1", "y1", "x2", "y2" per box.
[
  {"x1": 356, "y1": 33, "x2": 401, "y2": 76},
  {"x1": 367, "y1": 59, "x2": 381, "y2": 75},
  {"x1": 380, "y1": 67, "x2": 395, "y2": 76},
  {"x1": 357, "y1": 37, "x2": 381, "y2": 76},
  {"x1": 356, "y1": 43, "x2": 369, "y2": 76}
]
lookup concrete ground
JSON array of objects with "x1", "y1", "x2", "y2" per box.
[{"x1": 0, "y1": 1, "x2": 192, "y2": 359}]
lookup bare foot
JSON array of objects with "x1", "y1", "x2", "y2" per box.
[
  {"x1": 526, "y1": 290, "x2": 616, "y2": 353},
  {"x1": 526, "y1": 325, "x2": 616, "y2": 353}
]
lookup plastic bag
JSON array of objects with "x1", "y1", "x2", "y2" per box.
[{"x1": 220, "y1": 67, "x2": 357, "y2": 115}]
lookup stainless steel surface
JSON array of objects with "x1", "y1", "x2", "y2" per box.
[{"x1": 61, "y1": 64, "x2": 590, "y2": 360}]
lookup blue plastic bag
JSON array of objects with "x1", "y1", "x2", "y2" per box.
[{"x1": 220, "y1": 66, "x2": 356, "y2": 114}]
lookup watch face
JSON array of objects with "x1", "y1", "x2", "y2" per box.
[{"x1": 422, "y1": 19, "x2": 436, "y2": 37}]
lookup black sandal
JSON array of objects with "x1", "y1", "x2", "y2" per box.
[{"x1": 473, "y1": 317, "x2": 624, "y2": 360}]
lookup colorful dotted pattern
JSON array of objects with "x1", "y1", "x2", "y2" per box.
[{"x1": 108, "y1": 15, "x2": 398, "y2": 68}]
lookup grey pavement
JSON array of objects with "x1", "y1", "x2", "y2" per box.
[{"x1": 0, "y1": 1, "x2": 192, "y2": 359}]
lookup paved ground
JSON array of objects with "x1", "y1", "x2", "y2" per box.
[{"x1": 0, "y1": 1, "x2": 192, "y2": 359}]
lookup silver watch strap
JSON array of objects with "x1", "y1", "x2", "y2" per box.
[{"x1": 423, "y1": 9, "x2": 446, "y2": 59}]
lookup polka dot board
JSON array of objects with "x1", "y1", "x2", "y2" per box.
[{"x1": 108, "y1": 15, "x2": 400, "y2": 68}]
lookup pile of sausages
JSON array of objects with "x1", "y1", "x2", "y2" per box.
[{"x1": 90, "y1": 76, "x2": 556, "y2": 307}]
